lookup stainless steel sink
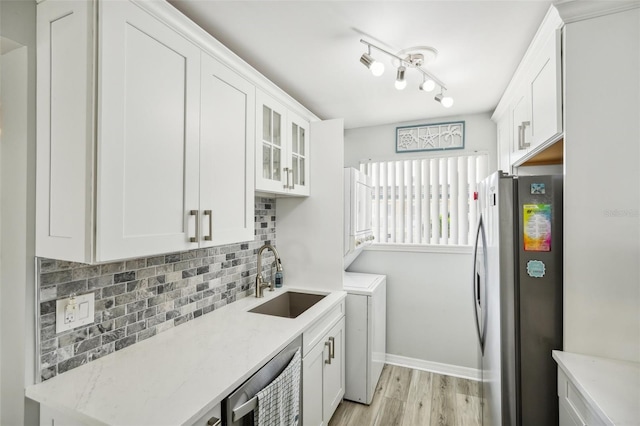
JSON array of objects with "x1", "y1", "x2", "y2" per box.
[{"x1": 249, "y1": 291, "x2": 326, "y2": 318}]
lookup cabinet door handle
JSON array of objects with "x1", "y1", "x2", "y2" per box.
[
  {"x1": 204, "y1": 210, "x2": 212, "y2": 241},
  {"x1": 207, "y1": 417, "x2": 221, "y2": 426},
  {"x1": 283, "y1": 167, "x2": 290, "y2": 189},
  {"x1": 329, "y1": 336, "x2": 335, "y2": 359},
  {"x1": 324, "y1": 341, "x2": 332, "y2": 364},
  {"x1": 518, "y1": 121, "x2": 531, "y2": 150},
  {"x1": 288, "y1": 169, "x2": 295, "y2": 190},
  {"x1": 189, "y1": 210, "x2": 199, "y2": 243}
]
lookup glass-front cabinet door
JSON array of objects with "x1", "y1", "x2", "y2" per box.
[
  {"x1": 255, "y1": 89, "x2": 311, "y2": 196},
  {"x1": 287, "y1": 111, "x2": 310, "y2": 196},
  {"x1": 256, "y1": 90, "x2": 287, "y2": 193}
]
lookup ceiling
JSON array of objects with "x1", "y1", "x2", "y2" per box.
[{"x1": 169, "y1": 1, "x2": 553, "y2": 129}]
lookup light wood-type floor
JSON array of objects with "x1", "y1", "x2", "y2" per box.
[{"x1": 329, "y1": 364, "x2": 481, "y2": 426}]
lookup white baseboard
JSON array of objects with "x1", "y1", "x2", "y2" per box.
[{"x1": 385, "y1": 353, "x2": 482, "y2": 381}]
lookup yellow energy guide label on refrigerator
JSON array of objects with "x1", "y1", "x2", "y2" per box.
[{"x1": 523, "y1": 204, "x2": 551, "y2": 252}]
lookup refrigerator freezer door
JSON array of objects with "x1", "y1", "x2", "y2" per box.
[
  {"x1": 472, "y1": 215, "x2": 488, "y2": 353},
  {"x1": 481, "y1": 171, "x2": 517, "y2": 426}
]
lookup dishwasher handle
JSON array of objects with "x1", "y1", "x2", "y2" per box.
[{"x1": 231, "y1": 396, "x2": 258, "y2": 423}]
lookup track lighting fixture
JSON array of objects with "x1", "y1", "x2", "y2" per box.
[
  {"x1": 359, "y1": 39, "x2": 453, "y2": 107},
  {"x1": 395, "y1": 66, "x2": 407, "y2": 90},
  {"x1": 360, "y1": 46, "x2": 385, "y2": 77}
]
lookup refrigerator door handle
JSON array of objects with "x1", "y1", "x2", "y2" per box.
[
  {"x1": 476, "y1": 272, "x2": 481, "y2": 307},
  {"x1": 472, "y1": 216, "x2": 484, "y2": 352}
]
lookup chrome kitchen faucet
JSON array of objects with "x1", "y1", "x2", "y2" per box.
[{"x1": 255, "y1": 243, "x2": 283, "y2": 297}]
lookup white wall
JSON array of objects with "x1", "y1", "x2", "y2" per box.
[
  {"x1": 0, "y1": 1, "x2": 38, "y2": 424},
  {"x1": 563, "y1": 8, "x2": 640, "y2": 363},
  {"x1": 344, "y1": 113, "x2": 497, "y2": 171},
  {"x1": 277, "y1": 119, "x2": 345, "y2": 291},
  {"x1": 344, "y1": 113, "x2": 496, "y2": 374},
  {"x1": 348, "y1": 249, "x2": 480, "y2": 374}
]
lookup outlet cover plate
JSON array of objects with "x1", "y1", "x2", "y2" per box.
[{"x1": 56, "y1": 293, "x2": 95, "y2": 334}]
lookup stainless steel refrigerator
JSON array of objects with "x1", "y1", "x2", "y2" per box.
[{"x1": 473, "y1": 171, "x2": 563, "y2": 426}]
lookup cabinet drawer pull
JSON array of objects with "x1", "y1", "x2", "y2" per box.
[
  {"x1": 204, "y1": 210, "x2": 212, "y2": 241},
  {"x1": 189, "y1": 210, "x2": 199, "y2": 243},
  {"x1": 283, "y1": 167, "x2": 290, "y2": 189},
  {"x1": 324, "y1": 341, "x2": 332, "y2": 364},
  {"x1": 329, "y1": 336, "x2": 335, "y2": 359},
  {"x1": 207, "y1": 417, "x2": 221, "y2": 426}
]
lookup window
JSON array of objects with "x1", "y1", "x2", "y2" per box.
[{"x1": 361, "y1": 153, "x2": 488, "y2": 246}]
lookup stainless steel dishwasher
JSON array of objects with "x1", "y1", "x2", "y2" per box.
[{"x1": 222, "y1": 335, "x2": 302, "y2": 425}]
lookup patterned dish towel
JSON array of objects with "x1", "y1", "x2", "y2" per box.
[{"x1": 254, "y1": 348, "x2": 301, "y2": 426}]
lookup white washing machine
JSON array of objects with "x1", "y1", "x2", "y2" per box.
[{"x1": 343, "y1": 271, "x2": 387, "y2": 405}]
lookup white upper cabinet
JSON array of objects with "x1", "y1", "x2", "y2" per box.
[
  {"x1": 256, "y1": 90, "x2": 311, "y2": 196},
  {"x1": 97, "y1": 0, "x2": 202, "y2": 260},
  {"x1": 287, "y1": 111, "x2": 310, "y2": 196},
  {"x1": 492, "y1": 7, "x2": 563, "y2": 168},
  {"x1": 37, "y1": 0, "x2": 261, "y2": 263},
  {"x1": 529, "y1": 29, "x2": 562, "y2": 148},
  {"x1": 36, "y1": 0, "x2": 94, "y2": 262},
  {"x1": 256, "y1": 91, "x2": 287, "y2": 194},
  {"x1": 199, "y1": 54, "x2": 255, "y2": 247},
  {"x1": 496, "y1": 114, "x2": 511, "y2": 173}
]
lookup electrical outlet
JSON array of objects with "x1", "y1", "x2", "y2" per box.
[{"x1": 56, "y1": 293, "x2": 95, "y2": 333}]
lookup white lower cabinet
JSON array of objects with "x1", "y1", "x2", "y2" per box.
[
  {"x1": 322, "y1": 318, "x2": 345, "y2": 422},
  {"x1": 40, "y1": 400, "x2": 222, "y2": 426},
  {"x1": 557, "y1": 368, "x2": 605, "y2": 426},
  {"x1": 189, "y1": 403, "x2": 221, "y2": 426},
  {"x1": 40, "y1": 404, "x2": 83, "y2": 426},
  {"x1": 303, "y1": 335, "x2": 325, "y2": 426},
  {"x1": 303, "y1": 308, "x2": 345, "y2": 426}
]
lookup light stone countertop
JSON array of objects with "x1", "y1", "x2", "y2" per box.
[
  {"x1": 26, "y1": 286, "x2": 346, "y2": 426},
  {"x1": 553, "y1": 350, "x2": 640, "y2": 425}
]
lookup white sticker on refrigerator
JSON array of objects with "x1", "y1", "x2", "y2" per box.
[{"x1": 526, "y1": 260, "x2": 546, "y2": 278}]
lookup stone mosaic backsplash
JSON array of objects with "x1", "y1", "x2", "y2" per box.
[{"x1": 38, "y1": 197, "x2": 276, "y2": 382}]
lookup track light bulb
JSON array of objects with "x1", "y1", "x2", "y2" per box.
[
  {"x1": 370, "y1": 61, "x2": 385, "y2": 76},
  {"x1": 435, "y1": 92, "x2": 454, "y2": 108},
  {"x1": 395, "y1": 66, "x2": 407, "y2": 90},
  {"x1": 360, "y1": 52, "x2": 385, "y2": 77},
  {"x1": 419, "y1": 78, "x2": 436, "y2": 92}
]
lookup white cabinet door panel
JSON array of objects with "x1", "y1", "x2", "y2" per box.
[
  {"x1": 496, "y1": 115, "x2": 511, "y2": 173},
  {"x1": 200, "y1": 54, "x2": 255, "y2": 246},
  {"x1": 286, "y1": 111, "x2": 310, "y2": 196},
  {"x1": 323, "y1": 317, "x2": 345, "y2": 422},
  {"x1": 256, "y1": 90, "x2": 287, "y2": 194},
  {"x1": 97, "y1": 1, "x2": 200, "y2": 260},
  {"x1": 530, "y1": 30, "x2": 562, "y2": 148},
  {"x1": 303, "y1": 338, "x2": 325, "y2": 426},
  {"x1": 36, "y1": 0, "x2": 94, "y2": 262}
]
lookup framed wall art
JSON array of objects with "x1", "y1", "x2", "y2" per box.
[{"x1": 396, "y1": 121, "x2": 465, "y2": 153}]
